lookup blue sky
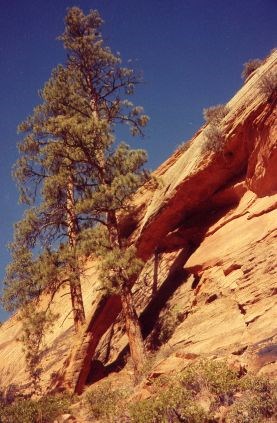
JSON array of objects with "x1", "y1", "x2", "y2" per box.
[{"x1": 0, "y1": 0, "x2": 276, "y2": 321}]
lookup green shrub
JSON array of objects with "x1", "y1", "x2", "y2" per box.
[
  {"x1": 241, "y1": 59, "x2": 263, "y2": 81},
  {"x1": 0, "y1": 393, "x2": 72, "y2": 423},
  {"x1": 128, "y1": 382, "x2": 208, "y2": 423},
  {"x1": 226, "y1": 375, "x2": 277, "y2": 422},
  {"x1": 129, "y1": 361, "x2": 277, "y2": 422},
  {"x1": 149, "y1": 305, "x2": 184, "y2": 349},
  {"x1": 85, "y1": 381, "x2": 128, "y2": 422},
  {"x1": 83, "y1": 360, "x2": 277, "y2": 423},
  {"x1": 0, "y1": 399, "x2": 38, "y2": 423},
  {"x1": 226, "y1": 392, "x2": 277, "y2": 422},
  {"x1": 180, "y1": 360, "x2": 240, "y2": 398}
]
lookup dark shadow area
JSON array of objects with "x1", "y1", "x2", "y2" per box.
[
  {"x1": 85, "y1": 177, "x2": 250, "y2": 384},
  {"x1": 103, "y1": 246, "x2": 198, "y2": 376},
  {"x1": 161, "y1": 171, "x2": 247, "y2": 240},
  {"x1": 140, "y1": 248, "x2": 193, "y2": 339},
  {"x1": 102, "y1": 322, "x2": 116, "y2": 363},
  {"x1": 86, "y1": 198, "x2": 241, "y2": 381},
  {"x1": 86, "y1": 359, "x2": 107, "y2": 385},
  {"x1": 152, "y1": 247, "x2": 160, "y2": 297},
  {"x1": 119, "y1": 203, "x2": 146, "y2": 239},
  {"x1": 191, "y1": 274, "x2": 201, "y2": 290},
  {"x1": 258, "y1": 343, "x2": 277, "y2": 358}
]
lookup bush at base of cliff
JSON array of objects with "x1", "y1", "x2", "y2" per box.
[
  {"x1": 128, "y1": 386, "x2": 208, "y2": 423},
  {"x1": 84, "y1": 381, "x2": 129, "y2": 422},
  {"x1": 226, "y1": 375, "x2": 277, "y2": 423},
  {"x1": 82, "y1": 360, "x2": 277, "y2": 422},
  {"x1": 180, "y1": 359, "x2": 241, "y2": 398},
  {"x1": 0, "y1": 393, "x2": 72, "y2": 423},
  {"x1": 226, "y1": 391, "x2": 277, "y2": 423},
  {"x1": 128, "y1": 361, "x2": 276, "y2": 423}
]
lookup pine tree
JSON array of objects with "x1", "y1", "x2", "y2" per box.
[
  {"x1": 2, "y1": 7, "x2": 149, "y2": 378},
  {"x1": 4, "y1": 104, "x2": 87, "y2": 331},
  {"x1": 57, "y1": 6, "x2": 149, "y2": 376}
]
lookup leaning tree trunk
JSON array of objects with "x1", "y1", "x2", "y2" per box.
[
  {"x1": 66, "y1": 179, "x2": 86, "y2": 332},
  {"x1": 91, "y1": 96, "x2": 146, "y2": 376},
  {"x1": 121, "y1": 284, "x2": 146, "y2": 378},
  {"x1": 68, "y1": 265, "x2": 86, "y2": 332},
  {"x1": 107, "y1": 210, "x2": 146, "y2": 378}
]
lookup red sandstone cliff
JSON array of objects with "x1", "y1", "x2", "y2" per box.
[{"x1": 0, "y1": 50, "x2": 276, "y2": 398}]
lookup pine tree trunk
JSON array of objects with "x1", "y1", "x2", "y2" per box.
[
  {"x1": 107, "y1": 210, "x2": 146, "y2": 378},
  {"x1": 66, "y1": 179, "x2": 86, "y2": 332},
  {"x1": 107, "y1": 210, "x2": 121, "y2": 248},
  {"x1": 92, "y1": 106, "x2": 147, "y2": 376},
  {"x1": 68, "y1": 269, "x2": 86, "y2": 332},
  {"x1": 121, "y1": 285, "x2": 146, "y2": 379}
]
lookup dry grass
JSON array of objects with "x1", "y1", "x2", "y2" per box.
[
  {"x1": 258, "y1": 70, "x2": 277, "y2": 98},
  {"x1": 241, "y1": 59, "x2": 263, "y2": 81}
]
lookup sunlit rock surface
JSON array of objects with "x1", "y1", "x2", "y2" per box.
[{"x1": 0, "y1": 50, "x2": 276, "y2": 397}]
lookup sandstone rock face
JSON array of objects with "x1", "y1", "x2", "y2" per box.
[
  {"x1": 0, "y1": 261, "x2": 100, "y2": 395},
  {"x1": 0, "y1": 51, "x2": 276, "y2": 396},
  {"x1": 172, "y1": 193, "x2": 277, "y2": 357}
]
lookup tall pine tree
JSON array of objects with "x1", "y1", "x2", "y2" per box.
[
  {"x1": 3, "y1": 7, "x2": 149, "y2": 377},
  {"x1": 57, "y1": 6, "x2": 149, "y2": 376}
]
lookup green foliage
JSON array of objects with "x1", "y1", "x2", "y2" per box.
[
  {"x1": 1, "y1": 247, "x2": 39, "y2": 312},
  {"x1": 180, "y1": 360, "x2": 239, "y2": 398},
  {"x1": 0, "y1": 393, "x2": 71, "y2": 423},
  {"x1": 128, "y1": 377, "x2": 208, "y2": 423},
  {"x1": 18, "y1": 304, "x2": 58, "y2": 393},
  {"x1": 85, "y1": 381, "x2": 128, "y2": 422},
  {"x1": 129, "y1": 361, "x2": 276, "y2": 423},
  {"x1": 3, "y1": 5, "x2": 148, "y2": 327},
  {"x1": 241, "y1": 59, "x2": 263, "y2": 81},
  {"x1": 85, "y1": 362, "x2": 277, "y2": 423},
  {"x1": 226, "y1": 376, "x2": 277, "y2": 422},
  {"x1": 99, "y1": 246, "x2": 144, "y2": 294},
  {"x1": 75, "y1": 143, "x2": 149, "y2": 217},
  {"x1": 3, "y1": 5, "x2": 149, "y2": 386},
  {"x1": 226, "y1": 394, "x2": 276, "y2": 423},
  {"x1": 149, "y1": 305, "x2": 184, "y2": 349},
  {"x1": 82, "y1": 359, "x2": 276, "y2": 423},
  {"x1": 1, "y1": 246, "x2": 64, "y2": 313},
  {"x1": 79, "y1": 226, "x2": 144, "y2": 294}
]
